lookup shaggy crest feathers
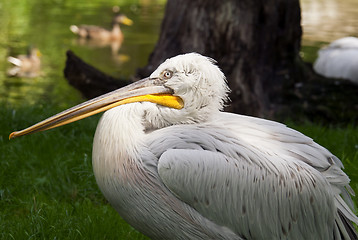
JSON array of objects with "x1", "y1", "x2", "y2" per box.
[{"x1": 151, "y1": 53, "x2": 230, "y2": 113}]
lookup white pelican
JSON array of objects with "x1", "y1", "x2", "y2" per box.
[
  {"x1": 314, "y1": 37, "x2": 358, "y2": 84},
  {"x1": 10, "y1": 53, "x2": 358, "y2": 239}
]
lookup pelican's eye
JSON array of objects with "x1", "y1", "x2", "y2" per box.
[{"x1": 161, "y1": 70, "x2": 173, "y2": 80}]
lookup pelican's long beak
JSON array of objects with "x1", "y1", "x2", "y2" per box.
[{"x1": 9, "y1": 78, "x2": 183, "y2": 139}]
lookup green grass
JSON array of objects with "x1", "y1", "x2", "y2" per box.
[
  {"x1": 1, "y1": 104, "x2": 357, "y2": 239},
  {"x1": 1, "y1": 104, "x2": 148, "y2": 240}
]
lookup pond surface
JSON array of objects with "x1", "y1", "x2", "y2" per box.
[
  {"x1": 0, "y1": 0, "x2": 357, "y2": 107},
  {"x1": 0, "y1": 0, "x2": 165, "y2": 108}
]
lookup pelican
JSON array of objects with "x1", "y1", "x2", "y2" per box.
[
  {"x1": 314, "y1": 37, "x2": 358, "y2": 84},
  {"x1": 10, "y1": 53, "x2": 358, "y2": 239}
]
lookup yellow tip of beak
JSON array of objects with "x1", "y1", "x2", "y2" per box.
[{"x1": 9, "y1": 132, "x2": 17, "y2": 140}]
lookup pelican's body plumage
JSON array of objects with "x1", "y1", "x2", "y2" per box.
[
  {"x1": 314, "y1": 37, "x2": 358, "y2": 83},
  {"x1": 93, "y1": 104, "x2": 356, "y2": 239},
  {"x1": 10, "y1": 53, "x2": 358, "y2": 239}
]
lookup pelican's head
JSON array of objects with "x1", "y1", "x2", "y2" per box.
[
  {"x1": 145, "y1": 53, "x2": 229, "y2": 126},
  {"x1": 9, "y1": 53, "x2": 229, "y2": 139},
  {"x1": 152, "y1": 53, "x2": 229, "y2": 112}
]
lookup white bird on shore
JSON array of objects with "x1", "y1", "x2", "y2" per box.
[
  {"x1": 314, "y1": 37, "x2": 358, "y2": 83},
  {"x1": 10, "y1": 53, "x2": 358, "y2": 239}
]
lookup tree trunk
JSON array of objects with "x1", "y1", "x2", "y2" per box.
[{"x1": 136, "y1": 0, "x2": 302, "y2": 118}]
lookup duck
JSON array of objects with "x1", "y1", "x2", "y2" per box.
[
  {"x1": 70, "y1": 13, "x2": 133, "y2": 43},
  {"x1": 7, "y1": 47, "x2": 41, "y2": 78},
  {"x1": 313, "y1": 37, "x2": 358, "y2": 84}
]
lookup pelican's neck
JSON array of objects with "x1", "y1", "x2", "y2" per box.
[
  {"x1": 92, "y1": 103, "x2": 155, "y2": 212},
  {"x1": 93, "y1": 104, "x2": 145, "y2": 167},
  {"x1": 92, "y1": 104, "x2": 149, "y2": 190}
]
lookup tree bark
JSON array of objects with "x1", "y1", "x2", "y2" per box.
[{"x1": 137, "y1": 0, "x2": 302, "y2": 118}]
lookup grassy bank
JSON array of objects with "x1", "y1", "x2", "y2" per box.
[
  {"x1": 1, "y1": 104, "x2": 148, "y2": 240},
  {"x1": 1, "y1": 104, "x2": 357, "y2": 239}
]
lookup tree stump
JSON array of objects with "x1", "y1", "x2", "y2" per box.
[{"x1": 64, "y1": 50, "x2": 131, "y2": 99}]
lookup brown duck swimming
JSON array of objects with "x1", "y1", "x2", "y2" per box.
[
  {"x1": 7, "y1": 47, "x2": 41, "y2": 78},
  {"x1": 70, "y1": 13, "x2": 133, "y2": 42}
]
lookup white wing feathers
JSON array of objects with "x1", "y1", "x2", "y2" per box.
[
  {"x1": 157, "y1": 144, "x2": 334, "y2": 239},
  {"x1": 147, "y1": 112, "x2": 357, "y2": 239}
]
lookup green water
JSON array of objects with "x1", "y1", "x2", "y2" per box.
[{"x1": 0, "y1": 0, "x2": 165, "y2": 108}]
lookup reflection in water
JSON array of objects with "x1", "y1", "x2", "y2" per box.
[
  {"x1": 72, "y1": 37, "x2": 131, "y2": 65},
  {"x1": 73, "y1": 37, "x2": 123, "y2": 55}
]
